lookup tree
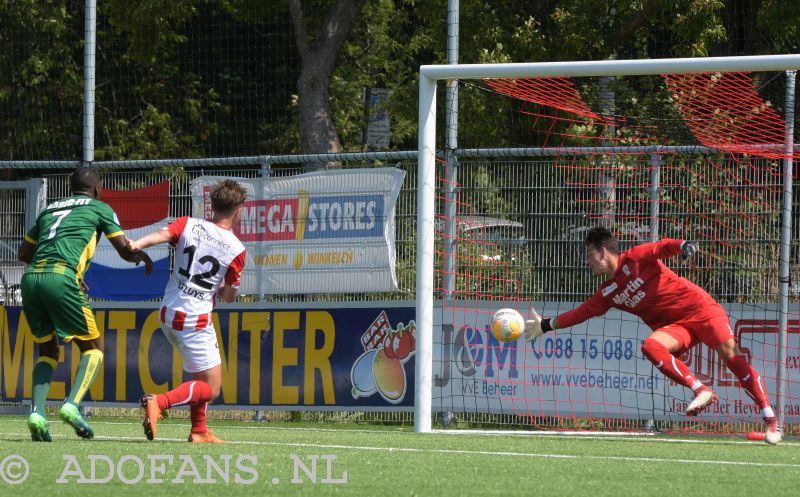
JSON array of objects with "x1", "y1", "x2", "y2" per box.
[
  {"x1": 3, "y1": 1, "x2": 800, "y2": 165},
  {"x1": 0, "y1": 0, "x2": 84, "y2": 162},
  {"x1": 288, "y1": 0, "x2": 366, "y2": 166},
  {"x1": 98, "y1": 0, "x2": 222, "y2": 160}
]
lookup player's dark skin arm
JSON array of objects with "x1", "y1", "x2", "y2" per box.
[
  {"x1": 17, "y1": 240, "x2": 35, "y2": 264},
  {"x1": 109, "y1": 235, "x2": 154, "y2": 275},
  {"x1": 17, "y1": 236, "x2": 153, "y2": 275}
]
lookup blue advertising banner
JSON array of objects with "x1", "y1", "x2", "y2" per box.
[{"x1": 0, "y1": 304, "x2": 416, "y2": 409}]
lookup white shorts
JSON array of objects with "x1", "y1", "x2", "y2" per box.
[{"x1": 160, "y1": 322, "x2": 221, "y2": 374}]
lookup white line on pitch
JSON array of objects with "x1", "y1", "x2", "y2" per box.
[
  {"x1": 84, "y1": 421, "x2": 800, "y2": 447},
  {"x1": 2, "y1": 431, "x2": 794, "y2": 469},
  {"x1": 87, "y1": 436, "x2": 800, "y2": 468},
  {"x1": 430, "y1": 429, "x2": 800, "y2": 446}
]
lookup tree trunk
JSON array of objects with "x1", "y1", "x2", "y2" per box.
[
  {"x1": 289, "y1": 0, "x2": 366, "y2": 169},
  {"x1": 297, "y1": 59, "x2": 340, "y2": 167}
]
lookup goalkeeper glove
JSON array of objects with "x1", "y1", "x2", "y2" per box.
[
  {"x1": 525, "y1": 307, "x2": 554, "y2": 340},
  {"x1": 680, "y1": 240, "x2": 698, "y2": 262}
]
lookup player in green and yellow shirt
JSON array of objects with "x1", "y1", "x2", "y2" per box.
[{"x1": 17, "y1": 167, "x2": 153, "y2": 442}]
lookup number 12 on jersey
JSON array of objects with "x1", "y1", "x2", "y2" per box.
[{"x1": 178, "y1": 244, "x2": 221, "y2": 290}]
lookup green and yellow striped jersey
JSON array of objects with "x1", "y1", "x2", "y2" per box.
[{"x1": 24, "y1": 195, "x2": 124, "y2": 280}]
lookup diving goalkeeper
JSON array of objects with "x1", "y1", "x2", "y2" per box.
[{"x1": 524, "y1": 226, "x2": 780, "y2": 444}]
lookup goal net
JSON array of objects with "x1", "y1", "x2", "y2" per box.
[{"x1": 415, "y1": 56, "x2": 799, "y2": 436}]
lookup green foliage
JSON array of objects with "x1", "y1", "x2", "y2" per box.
[
  {"x1": 328, "y1": 0, "x2": 441, "y2": 151},
  {"x1": 1, "y1": 1, "x2": 799, "y2": 161},
  {"x1": 95, "y1": 0, "x2": 267, "y2": 159},
  {"x1": 757, "y1": 0, "x2": 800, "y2": 53},
  {"x1": 104, "y1": 0, "x2": 199, "y2": 63},
  {"x1": 96, "y1": 104, "x2": 207, "y2": 160},
  {"x1": 0, "y1": 0, "x2": 83, "y2": 159}
]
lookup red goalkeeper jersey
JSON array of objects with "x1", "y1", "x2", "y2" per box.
[{"x1": 556, "y1": 239, "x2": 723, "y2": 331}]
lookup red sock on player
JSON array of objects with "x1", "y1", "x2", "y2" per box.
[
  {"x1": 726, "y1": 355, "x2": 770, "y2": 408},
  {"x1": 190, "y1": 402, "x2": 209, "y2": 434},
  {"x1": 156, "y1": 380, "x2": 212, "y2": 411},
  {"x1": 641, "y1": 338, "x2": 702, "y2": 390}
]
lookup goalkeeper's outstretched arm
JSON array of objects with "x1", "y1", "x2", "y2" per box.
[
  {"x1": 625, "y1": 239, "x2": 699, "y2": 264},
  {"x1": 525, "y1": 296, "x2": 609, "y2": 340}
]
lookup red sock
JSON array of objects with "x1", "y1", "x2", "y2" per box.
[
  {"x1": 190, "y1": 402, "x2": 209, "y2": 434},
  {"x1": 156, "y1": 381, "x2": 212, "y2": 411},
  {"x1": 641, "y1": 338, "x2": 700, "y2": 389},
  {"x1": 726, "y1": 355, "x2": 770, "y2": 408}
]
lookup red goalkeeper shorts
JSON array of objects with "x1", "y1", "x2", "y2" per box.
[{"x1": 653, "y1": 311, "x2": 736, "y2": 355}]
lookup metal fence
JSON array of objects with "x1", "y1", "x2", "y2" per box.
[
  {"x1": 0, "y1": 187, "x2": 25, "y2": 305},
  {"x1": 3, "y1": 151, "x2": 796, "y2": 306},
  {"x1": 1, "y1": 151, "x2": 797, "y2": 431},
  {"x1": 447, "y1": 155, "x2": 797, "y2": 304},
  {"x1": 36, "y1": 161, "x2": 420, "y2": 303},
  {"x1": 0, "y1": 179, "x2": 44, "y2": 306}
]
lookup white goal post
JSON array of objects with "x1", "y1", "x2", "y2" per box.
[{"x1": 415, "y1": 54, "x2": 800, "y2": 433}]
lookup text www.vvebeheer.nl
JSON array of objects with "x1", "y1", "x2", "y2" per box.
[{"x1": 528, "y1": 372, "x2": 660, "y2": 390}]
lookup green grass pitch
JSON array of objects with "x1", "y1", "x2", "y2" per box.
[{"x1": 0, "y1": 415, "x2": 796, "y2": 496}]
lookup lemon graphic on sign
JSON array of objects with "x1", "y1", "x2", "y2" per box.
[{"x1": 293, "y1": 251, "x2": 303, "y2": 269}]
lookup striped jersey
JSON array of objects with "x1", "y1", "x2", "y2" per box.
[
  {"x1": 160, "y1": 216, "x2": 246, "y2": 331},
  {"x1": 24, "y1": 195, "x2": 124, "y2": 282}
]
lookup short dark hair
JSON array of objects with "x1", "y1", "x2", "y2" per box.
[
  {"x1": 210, "y1": 180, "x2": 247, "y2": 215},
  {"x1": 70, "y1": 167, "x2": 100, "y2": 193},
  {"x1": 585, "y1": 226, "x2": 620, "y2": 255}
]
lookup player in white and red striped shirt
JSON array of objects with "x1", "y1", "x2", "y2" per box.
[{"x1": 128, "y1": 179, "x2": 247, "y2": 444}]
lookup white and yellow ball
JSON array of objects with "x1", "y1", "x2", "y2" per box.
[{"x1": 491, "y1": 308, "x2": 525, "y2": 342}]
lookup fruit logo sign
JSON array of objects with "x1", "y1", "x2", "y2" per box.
[{"x1": 350, "y1": 310, "x2": 416, "y2": 404}]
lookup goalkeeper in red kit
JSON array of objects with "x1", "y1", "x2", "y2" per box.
[{"x1": 524, "y1": 226, "x2": 781, "y2": 444}]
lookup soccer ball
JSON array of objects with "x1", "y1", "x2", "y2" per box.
[{"x1": 491, "y1": 308, "x2": 525, "y2": 342}]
